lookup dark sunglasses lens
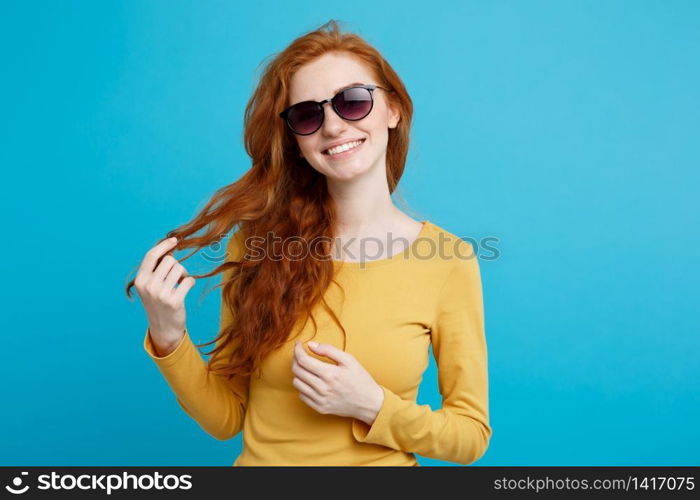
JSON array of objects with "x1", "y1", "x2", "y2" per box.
[
  {"x1": 334, "y1": 87, "x2": 372, "y2": 120},
  {"x1": 287, "y1": 102, "x2": 323, "y2": 134}
]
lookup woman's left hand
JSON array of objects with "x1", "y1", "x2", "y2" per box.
[{"x1": 292, "y1": 341, "x2": 384, "y2": 425}]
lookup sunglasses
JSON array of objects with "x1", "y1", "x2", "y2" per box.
[{"x1": 279, "y1": 84, "x2": 394, "y2": 135}]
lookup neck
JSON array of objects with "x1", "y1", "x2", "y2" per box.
[{"x1": 326, "y1": 161, "x2": 398, "y2": 236}]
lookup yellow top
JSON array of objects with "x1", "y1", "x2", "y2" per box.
[{"x1": 143, "y1": 220, "x2": 492, "y2": 466}]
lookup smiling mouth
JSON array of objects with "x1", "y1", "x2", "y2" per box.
[{"x1": 322, "y1": 138, "x2": 366, "y2": 155}]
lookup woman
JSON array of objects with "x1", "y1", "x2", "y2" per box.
[{"x1": 126, "y1": 19, "x2": 492, "y2": 466}]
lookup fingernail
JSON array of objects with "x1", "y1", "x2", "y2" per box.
[{"x1": 309, "y1": 341, "x2": 318, "y2": 348}]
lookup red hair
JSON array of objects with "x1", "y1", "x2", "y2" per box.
[{"x1": 125, "y1": 19, "x2": 414, "y2": 380}]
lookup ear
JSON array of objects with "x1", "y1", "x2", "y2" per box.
[{"x1": 387, "y1": 100, "x2": 400, "y2": 129}]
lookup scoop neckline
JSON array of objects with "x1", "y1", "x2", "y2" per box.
[{"x1": 332, "y1": 220, "x2": 431, "y2": 269}]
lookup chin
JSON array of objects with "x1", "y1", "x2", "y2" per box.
[{"x1": 327, "y1": 161, "x2": 374, "y2": 180}]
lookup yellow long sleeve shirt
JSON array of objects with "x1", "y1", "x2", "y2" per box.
[{"x1": 143, "y1": 220, "x2": 492, "y2": 466}]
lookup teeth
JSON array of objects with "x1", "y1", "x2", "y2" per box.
[{"x1": 325, "y1": 139, "x2": 363, "y2": 156}]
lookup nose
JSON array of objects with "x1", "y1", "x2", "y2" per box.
[{"x1": 319, "y1": 101, "x2": 347, "y2": 135}]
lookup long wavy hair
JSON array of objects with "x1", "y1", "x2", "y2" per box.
[{"x1": 125, "y1": 19, "x2": 414, "y2": 380}]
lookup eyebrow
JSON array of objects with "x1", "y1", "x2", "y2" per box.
[
  {"x1": 290, "y1": 82, "x2": 367, "y2": 108},
  {"x1": 332, "y1": 81, "x2": 366, "y2": 95}
]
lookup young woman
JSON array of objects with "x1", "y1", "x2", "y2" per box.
[{"x1": 126, "y1": 20, "x2": 492, "y2": 466}]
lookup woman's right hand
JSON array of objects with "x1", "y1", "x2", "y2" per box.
[{"x1": 134, "y1": 236, "x2": 196, "y2": 355}]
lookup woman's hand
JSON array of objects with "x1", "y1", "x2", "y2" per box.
[
  {"x1": 134, "y1": 236, "x2": 196, "y2": 355},
  {"x1": 292, "y1": 341, "x2": 384, "y2": 425}
]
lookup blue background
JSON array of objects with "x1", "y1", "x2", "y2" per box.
[{"x1": 1, "y1": 1, "x2": 698, "y2": 466}]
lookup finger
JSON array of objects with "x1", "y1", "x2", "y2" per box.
[
  {"x1": 162, "y1": 262, "x2": 186, "y2": 292},
  {"x1": 307, "y1": 341, "x2": 351, "y2": 366},
  {"x1": 298, "y1": 391, "x2": 323, "y2": 413},
  {"x1": 292, "y1": 375, "x2": 323, "y2": 404},
  {"x1": 292, "y1": 357, "x2": 326, "y2": 394},
  {"x1": 294, "y1": 341, "x2": 332, "y2": 377},
  {"x1": 293, "y1": 340, "x2": 306, "y2": 361},
  {"x1": 138, "y1": 237, "x2": 178, "y2": 276},
  {"x1": 176, "y1": 267, "x2": 189, "y2": 284},
  {"x1": 172, "y1": 276, "x2": 196, "y2": 303},
  {"x1": 152, "y1": 254, "x2": 179, "y2": 283}
]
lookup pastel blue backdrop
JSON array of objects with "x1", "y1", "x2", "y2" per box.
[{"x1": 1, "y1": 1, "x2": 698, "y2": 466}]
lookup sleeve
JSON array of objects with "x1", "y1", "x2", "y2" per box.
[
  {"x1": 351, "y1": 241, "x2": 492, "y2": 465},
  {"x1": 143, "y1": 230, "x2": 250, "y2": 441}
]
